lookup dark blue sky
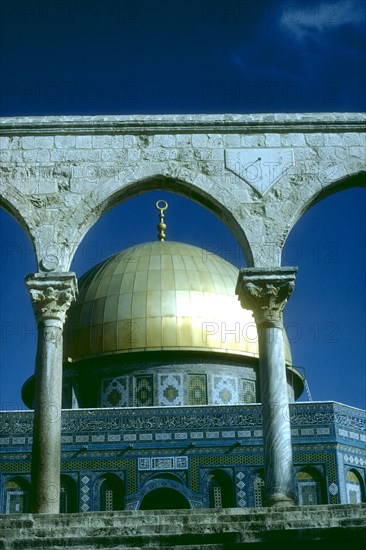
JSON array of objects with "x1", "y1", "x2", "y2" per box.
[
  {"x1": 0, "y1": 0, "x2": 365, "y2": 410},
  {"x1": 1, "y1": 0, "x2": 365, "y2": 114}
]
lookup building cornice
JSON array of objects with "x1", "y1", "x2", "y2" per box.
[{"x1": 0, "y1": 113, "x2": 365, "y2": 135}]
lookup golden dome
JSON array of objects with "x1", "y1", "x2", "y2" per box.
[{"x1": 64, "y1": 241, "x2": 292, "y2": 362}]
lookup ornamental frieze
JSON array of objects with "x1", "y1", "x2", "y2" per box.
[{"x1": 1, "y1": 403, "x2": 365, "y2": 438}]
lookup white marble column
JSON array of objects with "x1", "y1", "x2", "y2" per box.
[
  {"x1": 236, "y1": 267, "x2": 297, "y2": 506},
  {"x1": 26, "y1": 273, "x2": 77, "y2": 514}
]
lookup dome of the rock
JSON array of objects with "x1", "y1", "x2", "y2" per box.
[
  {"x1": 22, "y1": 240, "x2": 303, "y2": 409},
  {"x1": 64, "y1": 241, "x2": 292, "y2": 363}
]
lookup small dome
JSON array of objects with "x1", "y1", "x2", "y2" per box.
[{"x1": 64, "y1": 241, "x2": 292, "y2": 362}]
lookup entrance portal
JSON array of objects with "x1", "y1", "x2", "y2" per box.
[{"x1": 140, "y1": 488, "x2": 190, "y2": 510}]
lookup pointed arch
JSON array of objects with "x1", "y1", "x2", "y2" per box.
[
  {"x1": 136, "y1": 478, "x2": 195, "y2": 510},
  {"x1": 3, "y1": 476, "x2": 30, "y2": 514},
  {"x1": 346, "y1": 468, "x2": 365, "y2": 504},
  {"x1": 204, "y1": 469, "x2": 235, "y2": 509},
  {"x1": 65, "y1": 171, "x2": 254, "y2": 269},
  {"x1": 282, "y1": 170, "x2": 365, "y2": 252},
  {"x1": 0, "y1": 192, "x2": 37, "y2": 262},
  {"x1": 296, "y1": 466, "x2": 326, "y2": 505},
  {"x1": 94, "y1": 473, "x2": 125, "y2": 511},
  {"x1": 60, "y1": 474, "x2": 78, "y2": 513}
]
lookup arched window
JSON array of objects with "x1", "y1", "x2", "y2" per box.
[
  {"x1": 60, "y1": 475, "x2": 78, "y2": 513},
  {"x1": 253, "y1": 470, "x2": 265, "y2": 507},
  {"x1": 207, "y1": 470, "x2": 235, "y2": 509},
  {"x1": 346, "y1": 469, "x2": 364, "y2": 504},
  {"x1": 4, "y1": 477, "x2": 30, "y2": 514},
  {"x1": 99, "y1": 474, "x2": 125, "y2": 511},
  {"x1": 296, "y1": 467, "x2": 325, "y2": 505}
]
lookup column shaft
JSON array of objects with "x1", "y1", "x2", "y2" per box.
[
  {"x1": 258, "y1": 325, "x2": 294, "y2": 505},
  {"x1": 26, "y1": 273, "x2": 77, "y2": 514},
  {"x1": 236, "y1": 267, "x2": 297, "y2": 506},
  {"x1": 31, "y1": 319, "x2": 63, "y2": 513}
]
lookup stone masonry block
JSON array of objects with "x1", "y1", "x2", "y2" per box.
[
  {"x1": 92, "y1": 135, "x2": 114, "y2": 149},
  {"x1": 50, "y1": 149, "x2": 101, "y2": 162},
  {"x1": 34, "y1": 136, "x2": 54, "y2": 148},
  {"x1": 0, "y1": 136, "x2": 11, "y2": 149},
  {"x1": 324, "y1": 134, "x2": 345, "y2": 146},
  {"x1": 22, "y1": 150, "x2": 51, "y2": 163},
  {"x1": 20, "y1": 136, "x2": 35, "y2": 149},
  {"x1": 0, "y1": 151, "x2": 10, "y2": 162},
  {"x1": 76, "y1": 136, "x2": 93, "y2": 148},
  {"x1": 101, "y1": 149, "x2": 128, "y2": 162},
  {"x1": 223, "y1": 134, "x2": 241, "y2": 147},
  {"x1": 124, "y1": 135, "x2": 139, "y2": 148},
  {"x1": 281, "y1": 134, "x2": 306, "y2": 146},
  {"x1": 55, "y1": 136, "x2": 76, "y2": 148},
  {"x1": 192, "y1": 134, "x2": 208, "y2": 147},
  {"x1": 154, "y1": 135, "x2": 176, "y2": 147},
  {"x1": 342, "y1": 133, "x2": 360, "y2": 146},
  {"x1": 110, "y1": 135, "x2": 125, "y2": 148},
  {"x1": 349, "y1": 146, "x2": 366, "y2": 159},
  {"x1": 128, "y1": 149, "x2": 141, "y2": 162},
  {"x1": 305, "y1": 133, "x2": 324, "y2": 146},
  {"x1": 211, "y1": 148, "x2": 224, "y2": 160},
  {"x1": 176, "y1": 134, "x2": 192, "y2": 147},
  {"x1": 194, "y1": 148, "x2": 212, "y2": 161},
  {"x1": 264, "y1": 134, "x2": 282, "y2": 147},
  {"x1": 241, "y1": 135, "x2": 266, "y2": 147},
  {"x1": 207, "y1": 134, "x2": 223, "y2": 147}
]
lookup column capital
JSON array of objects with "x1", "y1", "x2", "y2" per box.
[
  {"x1": 235, "y1": 267, "x2": 297, "y2": 327},
  {"x1": 25, "y1": 272, "x2": 78, "y2": 325}
]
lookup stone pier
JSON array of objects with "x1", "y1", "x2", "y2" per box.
[
  {"x1": 236, "y1": 267, "x2": 297, "y2": 506},
  {"x1": 25, "y1": 273, "x2": 77, "y2": 514}
]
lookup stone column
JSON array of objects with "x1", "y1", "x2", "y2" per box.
[
  {"x1": 25, "y1": 273, "x2": 77, "y2": 514},
  {"x1": 236, "y1": 267, "x2": 297, "y2": 506}
]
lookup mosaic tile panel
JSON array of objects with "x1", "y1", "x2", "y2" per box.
[
  {"x1": 80, "y1": 475, "x2": 90, "y2": 512},
  {"x1": 158, "y1": 373, "x2": 183, "y2": 406},
  {"x1": 212, "y1": 375, "x2": 238, "y2": 405},
  {"x1": 242, "y1": 379, "x2": 256, "y2": 403},
  {"x1": 101, "y1": 376, "x2": 129, "y2": 407},
  {"x1": 134, "y1": 375, "x2": 153, "y2": 406},
  {"x1": 187, "y1": 374, "x2": 207, "y2": 405},
  {"x1": 236, "y1": 471, "x2": 246, "y2": 507},
  {"x1": 138, "y1": 456, "x2": 188, "y2": 471}
]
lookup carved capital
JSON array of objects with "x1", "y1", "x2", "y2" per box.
[
  {"x1": 236, "y1": 267, "x2": 297, "y2": 327},
  {"x1": 25, "y1": 272, "x2": 78, "y2": 325}
]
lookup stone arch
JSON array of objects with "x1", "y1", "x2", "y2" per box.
[
  {"x1": 345, "y1": 468, "x2": 365, "y2": 504},
  {"x1": 3, "y1": 476, "x2": 30, "y2": 514},
  {"x1": 65, "y1": 171, "x2": 254, "y2": 270},
  {"x1": 0, "y1": 191, "x2": 37, "y2": 263},
  {"x1": 94, "y1": 472, "x2": 125, "y2": 511},
  {"x1": 281, "y1": 170, "x2": 366, "y2": 253},
  {"x1": 0, "y1": 205, "x2": 38, "y2": 406},
  {"x1": 295, "y1": 466, "x2": 326, "y2": 505}
]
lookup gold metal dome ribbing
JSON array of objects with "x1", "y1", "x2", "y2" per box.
[
  {"x1": 64, "y1": 241, "x2": 293, "y2": 363},
  {"x1": 156, "y1": 200, "x2": 168, "y2": 241}
]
